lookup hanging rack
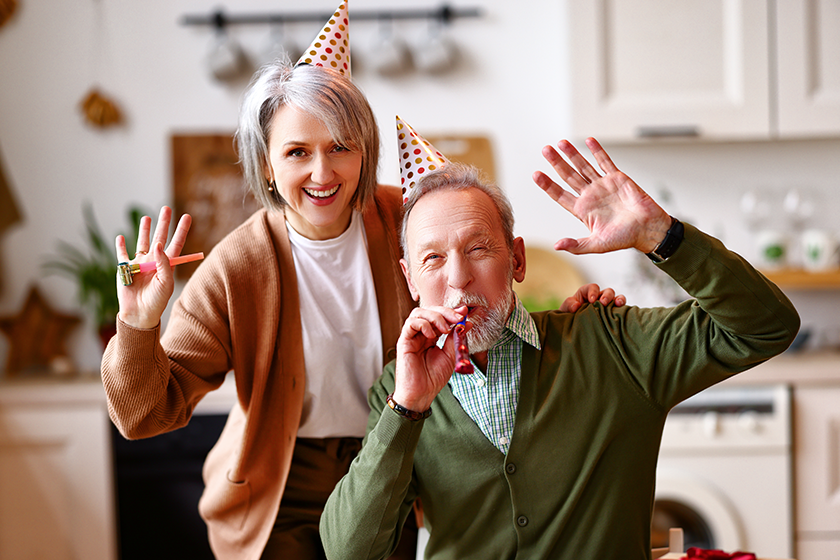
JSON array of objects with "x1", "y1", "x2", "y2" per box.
[{"x1": 181, "y1": 4, "x2": 482, "y2": 28}]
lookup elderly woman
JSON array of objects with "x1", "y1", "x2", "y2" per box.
[{"x1": 102, "y1": 53, "x2": 417, "y2": 559}]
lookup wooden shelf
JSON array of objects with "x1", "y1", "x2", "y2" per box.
[{"x1": 762, "y1": 268, "x2": 840, "y2": 289}]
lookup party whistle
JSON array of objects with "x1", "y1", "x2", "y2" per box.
[
  {"x1": 118, "y1": 252, "x2": 204, "y2": 286},
  {"x1": 453, "y1": 317, "x2": 473, "y2": 375}
]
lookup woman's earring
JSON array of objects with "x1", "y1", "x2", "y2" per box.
[{"x1": 267, "y1": 179, "x2": 275, "y2": 192}]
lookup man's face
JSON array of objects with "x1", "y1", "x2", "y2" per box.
[{"x1": 400, "y1": 187, "x2": 526, "y2": 352}]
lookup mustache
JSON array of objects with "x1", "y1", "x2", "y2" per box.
[{"x1": 443, "y1": 292, "x2": 489, "y2": 311}]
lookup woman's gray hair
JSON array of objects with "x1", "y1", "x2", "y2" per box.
[
  {"x1": 400, "y1": 162, "x2": 516, "y2": 265},
  {"x1": 236, "y1": 56, "x2": 380, "y2": 212}
]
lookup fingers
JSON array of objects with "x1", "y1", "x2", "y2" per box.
[
  {"x1": 538, "y1": 138, "x2": 616, "y2": 190},
  {"x1": 553, "y1": 236, "x2": 593, "y2": 254},
  {"x1": 539, "y1": 145, "x2": 589, "y2": 195},
  {"x1": 583, "y1": 283, "x2": 602, "y2": 303},
  {"x1": 532, "y1": 171, "x2": 578, "y2": 215},
  {"x1": 559, "y1": 295, "x2": 581, "y2": 313},
  {"x1": 560, "y1": 284, "x2": 628, "y2": 313},
  {"x1": 165, "y1": 213, "x2": 192, "y2": 258},
  {"x1": 556, "y1": 140, "x2": 603, "y2": 184},
  {"x1": 153, "y1": 242, "x2": 171, "y2": 275},
  {"x1": 135, "y1": 215, "x2": 152, "y2": 257},
  {"x1": 136, "y1": 206, "x2": 193, "y2": 260},
  {"x1": 115, "y1": 235, "x2": 130, "y2": 263},
  {"x1": 401, "y1": 306, "x2": 466, "y2": 343},
  {"x1": 598, "y1": 287, "x2": 616, "y2": 305},
  {"x1": 584, "y1": 137, "x2": 619, "y2": 175},
  {"x1": 150, "y1": 207, "x2": 173, "y2": 254}
]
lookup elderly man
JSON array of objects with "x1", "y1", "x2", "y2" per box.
[{"x1": 320, "y1": 137, "x2": 799, "y2": 560}]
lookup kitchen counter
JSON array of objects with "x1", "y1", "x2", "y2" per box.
[
  {"x1": 0, "y1": 372, "x2": 239, "y2": 413},
  {"x1": 720, "y1": 351, "x2": 840, "y2": 387},
  {"x1": 2, "y1": 350, "x2": 836, "y2": 399}
]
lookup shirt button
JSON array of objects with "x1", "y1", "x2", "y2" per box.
[
  {"x1": 499, "y1": 436, "x2": 509, "y2": 446},
  {"x1": 476, "y1": 378, "x2": 486, "y2": 387},
  {"x1": 506, "y1": 463, "x2": 516, "y2": 474},
  {"x1": 517, "y1": 515, "x2": 529, "y2": 527}
]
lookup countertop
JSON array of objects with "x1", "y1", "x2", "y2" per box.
[
  {"x1": 0, "y1": 372, "x2": 239, "y2": 414},
  {"x1": 1, "y1": 351, "x2": 837, "y2": 405},
  {"x1": 720, "y1": 350, "x2": 840, "y2": 387}
]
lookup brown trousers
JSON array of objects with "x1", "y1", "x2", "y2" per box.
[{"x1": 261, "y1": 437, "x2": 417, "y2": 559}]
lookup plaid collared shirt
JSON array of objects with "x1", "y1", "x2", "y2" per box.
[{"x1": 447, "y1": 296, "x2": 541, "y2": 455}]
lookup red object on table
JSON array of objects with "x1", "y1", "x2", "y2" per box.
[{"x1": 686, "y1": 547, "x2": 757, "y2": 560}]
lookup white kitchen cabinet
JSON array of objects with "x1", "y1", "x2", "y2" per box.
[
  {"x1": 792, "y1": 385, "x2": 840, "y2": 559},
  {"x1": 0, "y1": 380, "x2": 117, "y2": 560},
  {"x1": 569, "y1": 0, "x2": 840, "y2": 142},
  {"x1": 775, "y1": 0, "x2": 840, "y2": 137}
]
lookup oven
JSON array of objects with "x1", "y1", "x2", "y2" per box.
[{"x1": 654, "y1": 384, "x2": 793, "y2": 557}]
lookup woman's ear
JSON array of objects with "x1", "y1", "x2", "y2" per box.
[{"x1": 263, "y1": 163, "x2": 273, "y2": 185}]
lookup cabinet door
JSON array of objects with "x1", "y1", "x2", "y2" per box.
[
  {"x1": 793, "y1": 386, "x2": 840, "y2": 554},
  {"x1": 0, "y1": 404, "x2": 117, "y2": 560},
  {"x1": 570, "y1": 0, "x2": 772, "y2": 141},
  {"x1": 775, "y1": 0, "x2": 840, "y2": 137}
]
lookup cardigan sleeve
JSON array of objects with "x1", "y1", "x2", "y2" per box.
[
  {"x1": 100, "y1": 209, "x2": 283, "y2": 440},
  {"x1": 586, "y1": 222, "x2": 801, "y2": 409},
  {"x1": 101, "y1": 248, "x2": 236, "y2": 439},
  {"x1": 321, "y1": 368, "x2": 422, "y2": 560}
]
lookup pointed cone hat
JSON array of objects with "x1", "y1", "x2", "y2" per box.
[
  {"x1": 297, "y1": 1, "x2": 351, "y2": 77},
  {"x1": 396, "y1": 115, "x2": 450, "y2": 204}
]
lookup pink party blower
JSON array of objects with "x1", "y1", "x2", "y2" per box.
[{"x1": 118, "y1": 252, "x2": 204, "y2": 286}]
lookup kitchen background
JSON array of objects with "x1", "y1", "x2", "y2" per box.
[
  {"x1": 1, "y1": 2, "x2": 839, "y2": 559},
  {"x1": 1, "y1": 0, "x2": 839, "y2": 373}
]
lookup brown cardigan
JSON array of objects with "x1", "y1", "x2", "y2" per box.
[{"x1": 101, "y1": 186, "x2": 416, "y2": 559}]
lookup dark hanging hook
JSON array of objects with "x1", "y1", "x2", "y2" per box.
[{"x1": 212, "y1": 10, "x2": 226, "y2": 33}]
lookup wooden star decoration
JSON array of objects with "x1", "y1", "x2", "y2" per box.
[{"x1": 0, "y1": 285, "x2": 81, "y2": 376}]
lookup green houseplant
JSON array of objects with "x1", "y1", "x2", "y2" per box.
[{"x1": 43, "y1": 203, "x2": 147, "y2": 348}]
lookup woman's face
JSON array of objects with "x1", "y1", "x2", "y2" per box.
[{"x1": 265, "y1": 105, "x2": 362, "y2": 240}]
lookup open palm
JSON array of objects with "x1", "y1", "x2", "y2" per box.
[
  {"x1": 532, "y1": 137, "x2": 671, "y2": 255},
  {"x1": 114, "y1": 206, "x2": 192, "y2": 329}
]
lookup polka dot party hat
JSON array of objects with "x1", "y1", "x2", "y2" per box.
[
  {"x1": 396, "y1": 115, "x2": 450, "y2": 204},
  {"x1": 296, "y1": 1, "x2": 351, "y2": 76}
]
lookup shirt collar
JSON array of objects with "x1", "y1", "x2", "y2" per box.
[{"x1": 503, "y1": 294, "x2": 541, "y2": 351}]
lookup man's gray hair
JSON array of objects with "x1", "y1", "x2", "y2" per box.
[
  {"x1": 400, "y1": 162, "x2": 516, "y2": 265},
  {"x1": 235, "y1": 56, "x2": 380, "y2": 212}
]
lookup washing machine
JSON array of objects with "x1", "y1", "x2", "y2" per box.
[{"x1": 654, "y1": 384, "x2": 793, "y2": 558}]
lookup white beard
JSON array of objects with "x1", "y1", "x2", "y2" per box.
[{"x1": 438, "y1": 287, "x2": 513, "y2": 354}]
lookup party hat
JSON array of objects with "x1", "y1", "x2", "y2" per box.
[
  {"x1": 396, "y1": 115, "x2": 450, "y2": 204},
  {"x1": 296, "y1": 1, "x2": 351, "y2": 77}
]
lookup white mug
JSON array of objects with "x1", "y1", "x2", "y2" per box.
[
  {"x1": 801, "y1": 229, "x2": 838, "y2": 271},
  {"x1": 207, "y1": 33, "x2": 248, "y2": 81},
  {"x1": 414, "y1": 33, "x2": 457, "y2": 74},
  {"x1": 370, "y1": 29, "x2": 411, "y2": 77},
  {"x1": 755, "y1": 230, "x2": 787, "y2": 270}
]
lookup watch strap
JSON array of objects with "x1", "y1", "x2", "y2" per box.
[
  {"x1": 646, "y1": 217, "x2": 684, "y2": 263},
  {"x1": 386, "y1": 393, "x2": 432, "y2": 421}
]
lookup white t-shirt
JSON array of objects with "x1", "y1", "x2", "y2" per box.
[{"x1": 287, "y1": 211, "x2": 383, "y2": 438}]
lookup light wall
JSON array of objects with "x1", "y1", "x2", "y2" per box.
[{"x1": 0, "y1": 0, "x2": 837, "y2": 372}]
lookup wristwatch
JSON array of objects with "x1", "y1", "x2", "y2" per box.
[{"x1": 646, "y1": 217, "x2": 684, "y2": 263}]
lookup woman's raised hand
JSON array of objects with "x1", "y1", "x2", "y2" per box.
[{"x1": 115, "y1": 206, "x2": 192, "y2": 329}]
